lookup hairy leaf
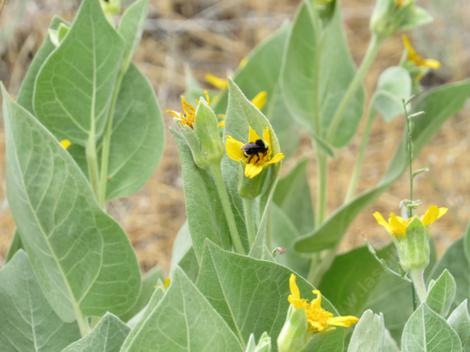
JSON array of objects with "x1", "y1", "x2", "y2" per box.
[
  {"x1": 426, "y1": 269, "x2": 457, "y2": 317},
  {"x1": 3, "y1": 89, "x2": 141, "y2": 321}
]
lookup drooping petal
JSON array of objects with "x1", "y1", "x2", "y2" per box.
[
  {"x1": 244, "y1": 163, "x2": 264, "y2": 179},
  {"x1": 266, "y1": 152, "x2": 285, "y2": 166},
  {"x1": 248, "y1": 126, "x2": 261, "y2": 143},
  {"x1": 373, "y1": 211, "x2": 393, "y2": 235},
  {"x1": 421, "y1": 205, "x2": 448, "y2": 226},
  {"x1": 289, "y1": 274, "x2": 300, "y2": 300},
  {"x1": 225, "y1": 136, "x2": 245, "y2": 161},
  {"x1": 422, "y1": 58, "x2": 441, "y2": 70},
  {"x1": 204, "y1": 73, "x2": 228, "y2": 90},
  {"x1": 327, "y1": 315, "x2": 359, "y2": 328},
  {"x1": 251, "y1": 91, "x2": 268, "y2": 110}
]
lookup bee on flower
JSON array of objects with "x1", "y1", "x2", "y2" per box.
[{"x1": 226, "y1": 126, "x2": 284, "y2": 179}]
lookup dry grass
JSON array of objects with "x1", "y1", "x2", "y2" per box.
[{"x1": 0, "y1": 0, "x2": 469, "y2": 272}]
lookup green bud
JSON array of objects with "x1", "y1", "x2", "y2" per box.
[
  {"x1": 239, "y1": 169, "x2": 268, "y2": 199},
  {"x1": 397, "y1": 218, "x2": 430, "y2": 272},
  {"x1": 245, "y1": 332, "x2": 272, "y2": 352},
  {"x1": 277, "y1": 306, "x2": 310, "y2": 352},
  {"x1": 180, "y1": 100, "x2": 224, "y2": 169},
  {"x1": 370, "y1": 0, "x2": 432, "y2": 39}
]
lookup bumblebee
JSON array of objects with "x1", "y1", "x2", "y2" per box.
[{"x1": 242, "y1": 139, "x2": 268, "y2": 163}]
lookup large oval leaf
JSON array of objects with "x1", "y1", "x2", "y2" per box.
[
  {"x1": 3, "y1": 89, "x2": 141, "y2": 322},
  {"x1": 33, "y1": 0, "x2": 124, "y2": 144}
]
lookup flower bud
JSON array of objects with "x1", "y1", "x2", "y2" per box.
[
  {"x1": 277, "y1": 306, "x2": 309, "y2": 352},
  {"x1": 397, "y1": 217, "x2": 430, "y2": 272},
  {"x1": 370, "y1": 0, "x2": 432, "y2": 40},
  {"x1": 180, "y1": 100, "x2": 224, "y2": 169}
]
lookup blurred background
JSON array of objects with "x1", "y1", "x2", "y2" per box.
[{"x1": 0, "y1": 0, "x2": 469, "y2": 272}]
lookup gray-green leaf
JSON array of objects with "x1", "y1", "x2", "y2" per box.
[
  {"x1": 105, "y1": 64, "x2": 164, "y2": 199},
  {"x1": 401, "y1": 304, "x2": 462, "y2": 352},
  {"x1": 0, "y1": 251, "x2": 80, "y2": 351},
  {"x1": 448, "y1": 300, "x2": 470, "y2": 352},
  {"x1": 62, "y1": 313, "x2": 129, "y2": 352},
  {"x1": 3, "y1": 88, "x2": 141, "y2": 322},
  {"x1": 33, "y1": 0, "x2": 124, "y2": 144},
  {"x1": 373, "y1": 66, "x2": 412, "y2": 122},
  {"x1": 426, "y1": 269, "x2": 457, "y2": 317},
  {"x1": 121, "y1": 268, "x2": 243, "y2": 352}
]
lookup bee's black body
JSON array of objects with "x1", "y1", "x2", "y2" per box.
[{"x1": 242, "y1": 139, "x2": 268, "y2": 163}]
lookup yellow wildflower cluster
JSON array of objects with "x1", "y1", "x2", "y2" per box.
[{"x1": 288, "y1": 274, "x2": 358, "y2": 333}]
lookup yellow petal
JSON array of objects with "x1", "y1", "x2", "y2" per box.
[
  {"x1": 163, "y1": 277, "x2": 171, "y2": 288},
  {"x1": 289, "y1": 274, "x2": 300, "y2": 300},
  {"x1": 389, "y1": 212, "x2": 408, "y2": 238},
  {"x1": 203, "y1": 90, "x2": 211, "y2": 105},
  {"x1": 59, "y1": 139, "x2": 71, "y2": 150},
  {"x1": 181, "y1": 96, "x2": 195, "y2": 116},
  {"x1": 266, "y1": 152, "x2": 284, "y2": 166},
  {"x1": 402, "y1": 34, "x2": 418, "y2": 62},
  {"x1": 262, "y1": 127, "x2": 271, "y2": 147},
  {"x1": 225, "y1": 136, "x2": 245, "y2": 162},
  {"x1": 248, "y1": 126, "x2": 261, "y2": 143},
  {"x1": 165, "y1": 109, "x2": 181, "y2": 119},
  {"x1": 327, "y1": 315, "x2": 359, "y2": 328},
  {"x1": 423, "y1": 58, "x2": 441, "y2": 70},
  {"x1": 421, "y1": 205, "x2": 447, "y2": 226},
  {"x1": 244, "y1": 163, "x2": 263, "y2": 179},
  {"x1": 218, "y1": 120, "x2": 225, "y2": 127},
  {"x1": 205, "y1": 73, "x2": 228, "y2": 90},
  {"x1": 238, "y1": 57, "x2": 248, "y2": 70},
  {"x1": 310, "y1": 289, "x2": 322, "y2": 309},
  {"x1": 373, "y1": 211, "x2": 393, "y2": 235},
  {"x1": 251, "y1": 91, "x2": 268, "y2": 110}
]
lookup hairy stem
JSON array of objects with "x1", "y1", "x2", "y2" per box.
[
  {"x1": 97, "y1": 69, "x2": 126, "y2": 207},
  {"x1": 243, "y1": 198, "x2": 256, "y2": 246},
  {"x1": 315, "y1": 150, "x2": 328, "y2": 225},
  {"x1": 210, "y1": 165, "x2": 245, "y2": 254},
  {"x1": 410, "y1": 269, "x2": 427, "y2": 303}
]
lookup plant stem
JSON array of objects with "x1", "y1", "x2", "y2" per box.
[
  {"x1": 74, "y1": 306, "x2": 90, "y2": 336},
  {"x1": 410, "y1": 269, "x2": 427, "y2": 303},
  {"x1": 210, "y1": 165, "x2": 245, "y2": 254},
  {"x1": 243, "y1": 198, "x2": 256, "y2": 246},
  {"x1": 98, "y1": 69, "x2": 126, "y2": 207},
  {"x1": 403, "y1": 99, "x2": 415, "y2": 218},
  {"x1": 86, "y1": 128, "x2": 100, "y2": 198},
  {"x1": 345, "y1": 107, "x2": 377, "y2": 202},
  {"x1": 315, "y1": 150, "x2": 328, "y2": 225},
  {"x1": 326, "y1": 35, "x2": 382, "y2": 143}
]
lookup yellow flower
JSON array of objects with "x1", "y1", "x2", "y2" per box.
[
  {"x1": 60, "y1": 139, "x2": 71, "y2": 150},
  {"x1": 163, "y1": 277, "x2": 171, "y2": 289},
  {"x1": 288, "y1": 274, "x2": 358, "y2": 333},
  {"x1": 205, "y1": 73, "x2": 228, "y2": 90},
  {"x1": 166, "y1": 92, "x2": 211, "y2": 129},
  {"x1": 226, "y1": 126, "x2": 284, "y2": 179},
  {"x1": 373, "y1": 205, "x2": 448, "y2": 238},
  {"x1": 402, "y1": 34, "x2": 441, "y2": 70},
  {"x1": 251, "y1": 91, "x2": 268, "y2": 110}
]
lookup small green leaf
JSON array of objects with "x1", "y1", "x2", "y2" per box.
[
  {"x1": 196, "y1": 242, "x2": 344, "y2": 347},
  {"x1": 373, "y1": 66, "x2": 412, "y2": 122},
  {"x1": 0, "y1": 251, "x2": 80, "y2": 351},
  {"x1": 3, "y1": 88, "x2": 141, "y2": 321},
  {"x1": 401, "y1": 304, "x2": 462, "y2": 352},
  {"x1": 62, "y1": 313, "x2": 129, "y2": 352},
  {"x1": 121, "y1": 268, "x2": 243, "y2": 351},
  {"x1": 105, "y1": 64, "x2": 164, "y2": 199},
  {"x1": 33, "y1": 0, "x2": 125, "y2": 144},
  {"x1": 426, "y1": 269, "x2": 457, "y2": 317},
  {"x1": 273, "y1": 159, "x2": 314, "y2": 234},
  {"x1": 295, "y1": 79, "x2": 470, "y2": 253},
  {"x1": 448, "y1": 300, "x2": 470, "y2": 351}
]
